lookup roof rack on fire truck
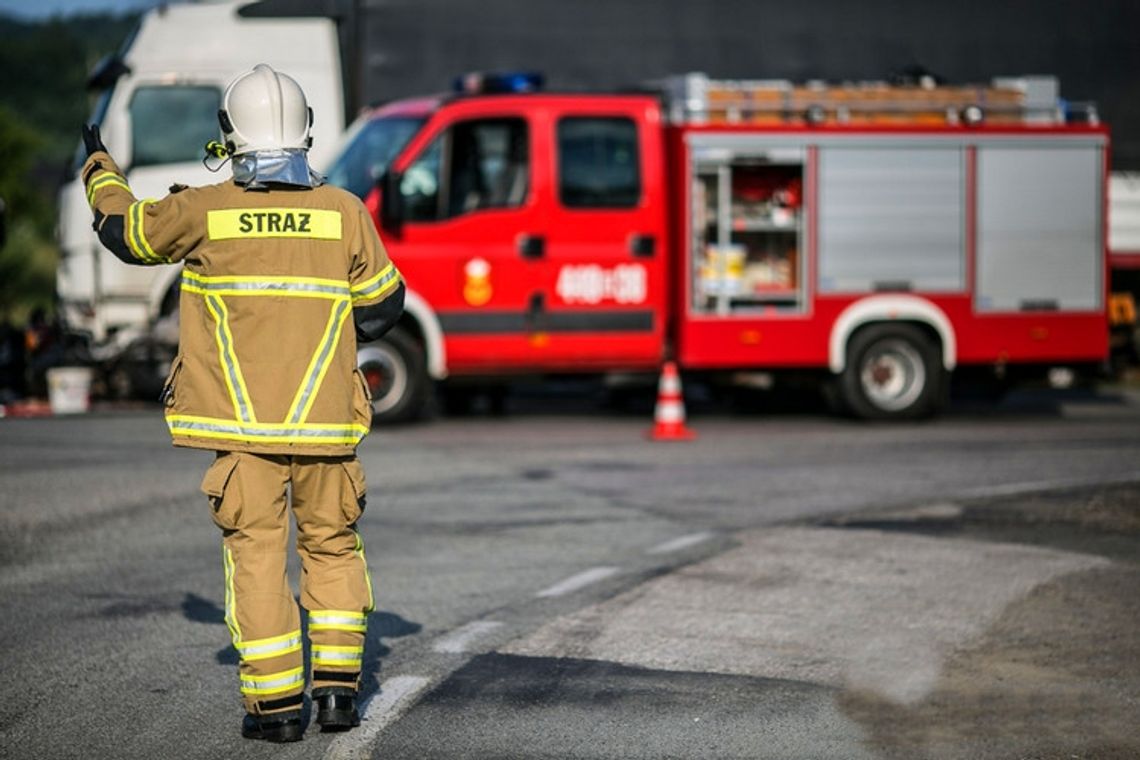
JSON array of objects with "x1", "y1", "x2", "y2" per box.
[{"x1": 656, "y1": 72, "x2": 1099, "y2": 127}]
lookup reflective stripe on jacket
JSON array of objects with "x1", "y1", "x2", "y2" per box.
[{"x1": 83, "y1": 151, "x2": 401, "y2": 455}]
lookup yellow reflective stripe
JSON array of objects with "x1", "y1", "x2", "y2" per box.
[
  {"x1": 309, "y1": 610, "x2": 367, "y2": 633},
  {"x1": 239, "y1": 666, "x2": 305, "y2": 696},
  {"x1": 236, "y1": 630, "x2": 302, "y2": 662},
  {"x1": 125, "y1": 201, "x2": 153, "y2": 262},
  {"x1": 285, "y1": 299, "x2": 351, "y2": 424},
  {"x1": 86, "y1": 173, "x2": 130, "y2": 205},
  {"x1": 223, "y1": 546, "x2": 242, "y2": 646},
  {"x1": 181, "y1": 271, "x2": 351, "y2": 299},
  {"x1": 167, "y1": 415, "x2": 368, "y2": 445},
  {"x1": 312, "y1": 644, "x2": 364, "y2": 654},
  {"x1": 203, "y1": 296, "x2": 256, "y2": 423},
  {"x1": 207, "y1": 208, "x2": 342, "y2": 240},
  {"x1": 355, "y1": 530, "x2": 375, "y2": 613},
  {"x1": 127, "y1": 201, "x2": 163, "y2": 263},
  {"x1": 351, "y1": 273, "x2": 400, "y2": 304},
  {"x1": 350, "y1": 263, "x2": 397, "y2": 296},
  {"x1": 351, "y1": 272, "x2": 401, "y2": 304},
  {"x1": 312, "y1": 644, "x2": 363, "y2": 668}
]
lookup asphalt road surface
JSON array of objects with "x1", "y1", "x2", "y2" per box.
[{"x1": 1, "y1": 388, "x2": 1138, "y2": 759}]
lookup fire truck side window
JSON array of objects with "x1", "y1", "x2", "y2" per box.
[
  {"x1": 401, "y1": 136, "x2": 443, "y2": 222},
  {"x1": 557, "y1": 117, "x2": 640, "y2": 208},
  {"x1": 446, "y1": 119, "x2": 529, "y2": 217},
  {"x1": 401, "y1": 118, "x2": 529, "y2": 222}
]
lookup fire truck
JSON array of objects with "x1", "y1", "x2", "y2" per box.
[{"x1": 325, "y1": 72, "x2": 1110, "y2": 421}]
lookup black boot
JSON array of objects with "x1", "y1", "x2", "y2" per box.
[
  {"x1": 241, "y1": 710, "x2": 304, "y2": 742},
  {"x1": 313, "y1": 686, "x2": 360, "y2": 731}
]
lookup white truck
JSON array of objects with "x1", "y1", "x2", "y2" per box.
[{"x1": 56, "y1": 0, "x2": 343, "y2": 396}]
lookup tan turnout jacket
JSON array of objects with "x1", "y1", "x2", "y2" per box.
[{"x1": 83, "y1": 151, "x2": 401, "y2": 456}]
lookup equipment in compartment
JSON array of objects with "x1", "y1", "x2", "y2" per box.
[
  {"x1": 693, "y1": 152, "x2": 804, "y2": 312},
  {"x1": 730, "y1": 167, "x2": 802, "y2": 228}
]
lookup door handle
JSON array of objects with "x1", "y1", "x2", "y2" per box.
[
  {"x1": 630, "y1": 234, "x2": 656, "y2": 258},
  {"x1": 519, "y1": 235, "x2": 545, "y2": 259},
  {"x1": 526, "y1": 292, "x2": 545, "y2": 331}
]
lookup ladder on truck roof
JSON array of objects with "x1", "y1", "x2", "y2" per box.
[{"x1": 658, "y1": 73, "x2": 1099, "y2": 127}]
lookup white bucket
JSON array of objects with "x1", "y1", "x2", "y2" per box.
[{"x1": 46, "y1": 366, "x2": 94, "y2": 415}]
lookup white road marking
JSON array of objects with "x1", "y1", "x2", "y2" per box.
[
  {"x1": 323, "y1": 675, "x2": 431, "y2": 760},
  {"x1": 432, "y1": 620, "x2": 503, "y2": 654},
  {"x1": 536, "y1": 566, "x2": 620, "y2": 598},
  {"x1": 647, "y1": 531, "x2": 714, "y2": 555}
]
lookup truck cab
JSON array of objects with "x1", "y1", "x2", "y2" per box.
[{"x1": 328, "y1": 84, "x2": 669, "y2": 419}]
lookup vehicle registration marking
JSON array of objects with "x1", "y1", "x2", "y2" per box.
[{"x1": 555, "y1": 264, "x2": 647, "y2": 305}]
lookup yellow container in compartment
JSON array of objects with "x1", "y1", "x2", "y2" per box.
[{"x1": 700, "y1": 244, "x2": 746, "y2": 297}]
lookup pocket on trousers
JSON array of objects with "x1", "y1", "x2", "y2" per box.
[
  {"x1": 340, "y1": 458, "x2": 367, "y2": 526},
  {"x1": 352, "y1": 368, "x2": 374, "y2": 433},
  {"x1": 200, "y1": 453, "x2": 241, "y2": 531}
]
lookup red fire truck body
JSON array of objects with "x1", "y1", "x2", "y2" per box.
[
  {"x1": 673, "y1": 128, "x2": 1106, "y2": 367},
  {"x1": 332, "y1": 74, "x2": 1108, "y2": 420}
]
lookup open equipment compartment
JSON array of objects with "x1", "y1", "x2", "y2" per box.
[{"x1": 691, "y1": 142, "x2": 807, "y2": 315}]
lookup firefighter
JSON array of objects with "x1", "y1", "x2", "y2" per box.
[{"x1": 81, "y1": 64, "x2": 405, "y2": 743}]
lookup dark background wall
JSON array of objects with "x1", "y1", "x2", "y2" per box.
[{"x1": 247, "y1": 0, "x2": 1140, "y2": 168}]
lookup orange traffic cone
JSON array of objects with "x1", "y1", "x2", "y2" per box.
[{"x1": 647, "y1": 361, "x2": 697, "y2": 441}]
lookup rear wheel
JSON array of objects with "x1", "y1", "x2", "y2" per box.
[
  {"x1": 840, "y1": 324, "x2": 945, "y2": 420},
  {"x1": 357, "y1": 326, "x2": 428, "y2": 424}
]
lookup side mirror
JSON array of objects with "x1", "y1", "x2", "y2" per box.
[
  {"x1": 86, "y1": 54, "x2": 130, "y2": 91},
  {"x1": 380, "y1": 170, "x2": 404, "y2": 234}
]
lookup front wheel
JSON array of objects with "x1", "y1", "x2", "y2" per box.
[
  {"x1": 840, "y1": 324, "x2": 945, "y2": 420},
  {"x1": 357, "y1": 326, "x2": 428, "y2": 424}
]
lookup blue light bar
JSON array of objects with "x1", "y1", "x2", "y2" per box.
[{"x1": 453, "y1": 71, "x2": 544, "y2": 95}]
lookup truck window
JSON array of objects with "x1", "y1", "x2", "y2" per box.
[
  {"x1": 128, "y1": 85, "x2": 220, "y2": 167},
  {"x1": 327, "y1": 116, "x2": 425, "y2": 198},
  {"x1": 557, "y1": 117, "x2": 640, "y2": 208},
  {"x1": 401, "y1": 118, "x2": 529, "y2": 221},
  {"x1": 401, "y1": 136, "x2": 443, "y2": 222}
]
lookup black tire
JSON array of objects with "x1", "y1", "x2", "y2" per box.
[
  {"x1": 839, "y1": 323, "x2": 945, "y2": 420},
  {"x1": 356, "y1": 326, "x2": 428, "y2": 423}
]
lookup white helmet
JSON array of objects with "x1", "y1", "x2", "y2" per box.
[{"x1": 219, "y1": 64, "x2": 312, "y2": 155}]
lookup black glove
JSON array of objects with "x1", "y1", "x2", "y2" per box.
[{"x1": 82, "y1": 124, "x2": 107, "y2": 158}]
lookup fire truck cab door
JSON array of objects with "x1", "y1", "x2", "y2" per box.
[
  {"x1": 389, "y1": 107, "x2": 543, "y2": 371},
  {"x1": 538, "y1": 98, "x2": 667, "y2": 369}
]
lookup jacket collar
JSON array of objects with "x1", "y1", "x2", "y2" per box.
[{"x1": 232, "y1": 149, "x2": 325, "y2": 190}]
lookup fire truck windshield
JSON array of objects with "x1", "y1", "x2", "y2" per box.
[{"x1": 326, "y1": 116, "x2": 426, "y2": 199}]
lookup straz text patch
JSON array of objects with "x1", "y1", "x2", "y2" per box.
[{"x1": 207, "y1": 209, "x2": 342, "y2": 240}]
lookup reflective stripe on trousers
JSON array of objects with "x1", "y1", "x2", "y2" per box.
[
  {"x1": 312, "y1": 643, "x2": 364, "y2": 669},
  {"x1": 240, "y1": 666, "x2": 305, "y2": 696},
  {"x1": 237, "y1": 630, "x2": 303, "y2": 662},
  {"x1": 309, "y1": 610, "x2": 367, "y2": 633}
]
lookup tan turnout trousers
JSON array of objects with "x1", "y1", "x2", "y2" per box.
[{"x1": 201, "y1": 451, "x2": 374, "y2": 715}]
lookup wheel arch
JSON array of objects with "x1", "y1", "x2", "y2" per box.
[
  {"x1": 829, "y1": 295, "x2": 957, "y2": 373},
  {"x1": 393, "y1": 288, "x2": 448, "y2": 380}
]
